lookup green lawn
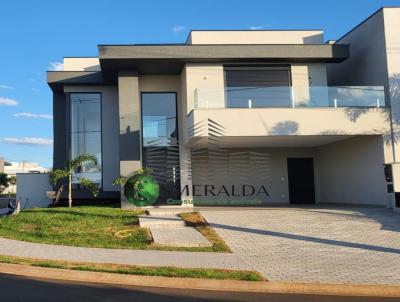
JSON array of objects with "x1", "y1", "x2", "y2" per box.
[
  {"x1": 0, "y1": 255, "x2": 264, "y2": 281},
  {"x1": 0, "y1": 205, "x2": 150, "y2": 249},
  {"x1": 0, "y1": 205, "x2": 230, "y2": 252}
]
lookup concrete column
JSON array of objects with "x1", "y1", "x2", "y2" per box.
[
  {"x1": 53, "y1": 92, "x2": 68, "y2": 170},
  {"x1": 118, "y1": 70, "x2": 142, "y2": 208},
  {"x1": 179, "y1": 66, "x2": 193, "y2": 206}
]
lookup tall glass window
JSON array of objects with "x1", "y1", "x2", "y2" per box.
[
  {"x1": 142, "y1": 93, "x2": 178, "y2": 147},
  {"x1": 70, "y1": 93, "x2": 102, "y2": 185},
  {"x1": 141, "y1": 93, "x2": 180, "y2": 204}
]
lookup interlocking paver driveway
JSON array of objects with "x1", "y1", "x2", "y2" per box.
[{"x1": 200, "y1": 206, "x2": 400, "y2": 285}]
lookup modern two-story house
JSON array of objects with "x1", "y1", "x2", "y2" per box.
[{"x1": 48, "y1": 14, "x2": 397, "y2": 209}]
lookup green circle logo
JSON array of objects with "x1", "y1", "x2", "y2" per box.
[{"x1": 123, "y1": 174, "x2": 160, "y2": 207}]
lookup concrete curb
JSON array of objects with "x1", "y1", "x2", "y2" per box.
[{"x1": 0, "y1": 263, "x2": 400, "y2": 297}]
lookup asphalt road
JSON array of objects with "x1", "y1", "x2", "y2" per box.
[{"x1": 0, "y1": 274, "x2": 398, "y2": 302}]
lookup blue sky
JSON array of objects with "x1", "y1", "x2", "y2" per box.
[{"x1": 0, "y1": 0, "x2": 399, "y2": 168}]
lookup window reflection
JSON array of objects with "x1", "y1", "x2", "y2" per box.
[
  {"x1": 70, "y1": 93, "x2": 102, "y2": 185},
  {"x1": 142, "y1": 93, "x2": 177, "y2": 146},
  {"x1": 141, "y1": 93, "x2": 180, "y2": 205}
]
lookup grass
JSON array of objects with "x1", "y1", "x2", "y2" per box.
[
  {"x1": 0, "y1": 255, "x2": 264, "y2": 281},
  {"x1": 0, "y1": 205, "x2": 150, "y2": 249},
  {"x1": 0, "y1": 206, "x2": 231, "y2": 253},
  {"x1": 179, "y1": 212, "x2": 231, "y2": 253}
]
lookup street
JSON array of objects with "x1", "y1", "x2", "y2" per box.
[{"x1": 0, "y1": 274, "x2": 398, "y2": 302}]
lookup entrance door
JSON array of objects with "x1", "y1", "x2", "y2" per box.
[{"x1": 287, "y1": 158, "x2": 315, "y2": 204}]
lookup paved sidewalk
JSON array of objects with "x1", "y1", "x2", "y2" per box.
[
  {"x1": 0, "y1": 238, "x2": 247, "y2": 270},
  {"x1": 200, "y1": 206, "x2": 400, "y2": 285},
  {"x1": 139, "y1": 212, "x2": 212, "y2": 247}
]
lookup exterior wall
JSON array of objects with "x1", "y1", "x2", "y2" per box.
[
  {"x1": 291, "y1": 63, "x2": 328, "y2": 106},
  {"x1": 326, "y1": 7, "x2": 400, "y2": 170},
  {"x1": 53, "y1": 92, "x2": 67, "y2": 170},
  {"x1": 0, "y1": 158, "x2": 4, "y2": 173},
  {"x1": 383, "y1": 8, "x2": 400, "y2": 165},
  {"x1": 188, "y1": 30, "x2": 324, "y2": 45},
  {"x1": 327, "y1": 10, "x2": 388, "y2": 87},
  {"x1": 117, "y1": 71, "x2": 141, "y2": 207},
  {"x1": 190, "y1": 136, "x2": 388, "y2": 206},
  {"x1": 63, "y1": 58, "x2": 100, "y2": 71},
  {"x1": 16, "y1": 173, "x2": 53, "y2": 209},
  {"x1": 188, "y1": 107, "x2": 390, "y2": 138},
  {"x1": 64, "y1": 85, "x2": 120, "y2": 192},
  {"x1": 185, "y1": 63, "x2": 326, "y2": 111},
  {"x1": 185, "y1": 64, "x2": 225, "y2": 111},
  {"x1": 179, "y1": 68, "x2": 193, "y2": 202},
  {"x1": 316, "y1": 136, "x2": 388, "y2": 206},
  {"x1": 191, "y1": 147, "x2": 317, "y2": 205}
]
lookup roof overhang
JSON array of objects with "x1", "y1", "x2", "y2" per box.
[
  {"x1": 47, "y1": 44, "x2": 349, "y2": 90},
  {"x1": 47, "y1": 71, "x2": 104, "y2": 92},
  {"x1": 98, "y1": 44, "x2": 349, "y2": 81}
]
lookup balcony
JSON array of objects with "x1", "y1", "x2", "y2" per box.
[
  {"x1": 185, "y1": 86, "x2": 390, "y2": 147},
  {"x1": 192, "y1": 86, "x2": 386, "y2": 109}
]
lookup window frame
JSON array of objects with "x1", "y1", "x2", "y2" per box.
[
  {"x1": 67, "y1": 92, "x2": 103, "y2": 189},
  {"x1": 223, "y1": 64, "x2": 292, "y2": 108}
]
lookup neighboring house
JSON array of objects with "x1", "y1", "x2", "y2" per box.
[
  {"x1": 47, "y1": 7, "x2": 399, "y2": 209},
  {"x1": 4, "y1": 161, "x2": 48, "y2": 176},
  {"x1": 0, "y1": 158, "x2": 4, "y2": 174},
  {"x1": 2, "y1": 161, "x2": 48, "y2": 194}
]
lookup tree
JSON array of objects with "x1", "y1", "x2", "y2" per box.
[
  {"x1": 50, "y1": 153, "x2": 100, "y2": 207},
  {"x1": 7, "y1": 176, "x2": 16, "y2": 195},
  {"x1": 0, "y1": 173, "x2": 9, "y2": 195}
]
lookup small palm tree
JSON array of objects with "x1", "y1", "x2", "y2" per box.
[
  {"x1": 0, "y1": 173, "x2": 9, "y2": 195},
  {"x1": 50, "y1": 153, "x2": 100, "y2": 207}
]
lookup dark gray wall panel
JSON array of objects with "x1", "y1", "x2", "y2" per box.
[{"x1": 53, "y1": 92, "x2": 67, "y2": 169}]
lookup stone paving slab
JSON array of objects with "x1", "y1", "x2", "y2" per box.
[
  {"x1": 151, "y1": 226, "x2": 212, "y2": 247},
  {"x1": 138, "y1": 215, "x2": 186, "y2": 227},
  {"x1": 139, "y1": 212, "x2": 212, "y2": 247},
  {"x1": 200, "y1": 206, "x2": 400, "y2": 285},
  {"x1": 0, "y1": 237, "x2": 247, "y2": 270},
  {"x1": 146, "y1": 208, "x2": 194, "y2": 216}
]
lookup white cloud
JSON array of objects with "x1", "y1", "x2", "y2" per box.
[
  {"x1": 0, "y1": 97, "x2": 18, "y2": 106},
  {"x1": 0, "y1": 85, "x2": 14, "y2": 89},
  {"x1": 3, "y1": 137, "x2": 53, "y2": 146},
  {"x1": 172, "y1": 25, "x2": 185, "y2": 33},
  {"x1": 249, "y1": 26, "x2": 264, "y2": 30},
  {"x1": 13, "y1": 112, "x2": 53, "y2": 120},
  {"x1": 49, "y1": 61, "x2": 64, "y2": 71},
  {"x1": 31, "y1": 88, "x2": 40, "y2": 92}
]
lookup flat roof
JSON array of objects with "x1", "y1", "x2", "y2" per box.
[{"x1": 48, "y1": 43, "x2": 349, "y2": 89}]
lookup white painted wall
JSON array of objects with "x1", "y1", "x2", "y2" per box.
[
  {"x1": 383, "y1": 8, "x2": 400, "y2": 165},
  {"x1": 317, "y1": 136, "x2": 388, "y2": 206},
  {"x1": 326, "y1": 9, "x2": 394, "y2": 164},
  {"x1": 16, "y1": 173, "x2": 53, "y2": 209},
  {"x1": 185, "y1": 64, "x2": 225, "y2": 111},
  {"x1": 188, "y1": 30, "x2": 324, "y2": 45},
  {"x1": 190, "y1": 136, "x2": 388, "y2": 206},
  {"x1": 327, "y1": 10, "x2": 388, "y2": 88},
  {"x1": 189, "y1": 107, "x2": 390, "y2": 137},
  {"x1": 63, "y1": 58, "x2": 100, "y2": 71},
  {"x1": 191, "y1": 147, "x2": 317, "y2": 205}
]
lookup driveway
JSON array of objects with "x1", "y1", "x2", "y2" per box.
[{"x1": 200, "y1": 206, "x2": 400, "y2": 285}]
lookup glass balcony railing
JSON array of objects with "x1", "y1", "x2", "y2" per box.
[{"x1": 192, "y1": 86, "x2": 386, "y2": 109}]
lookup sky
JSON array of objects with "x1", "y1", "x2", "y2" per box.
[{"x1": 0, "y1": 0, "x2": 399, "y2": 169}]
